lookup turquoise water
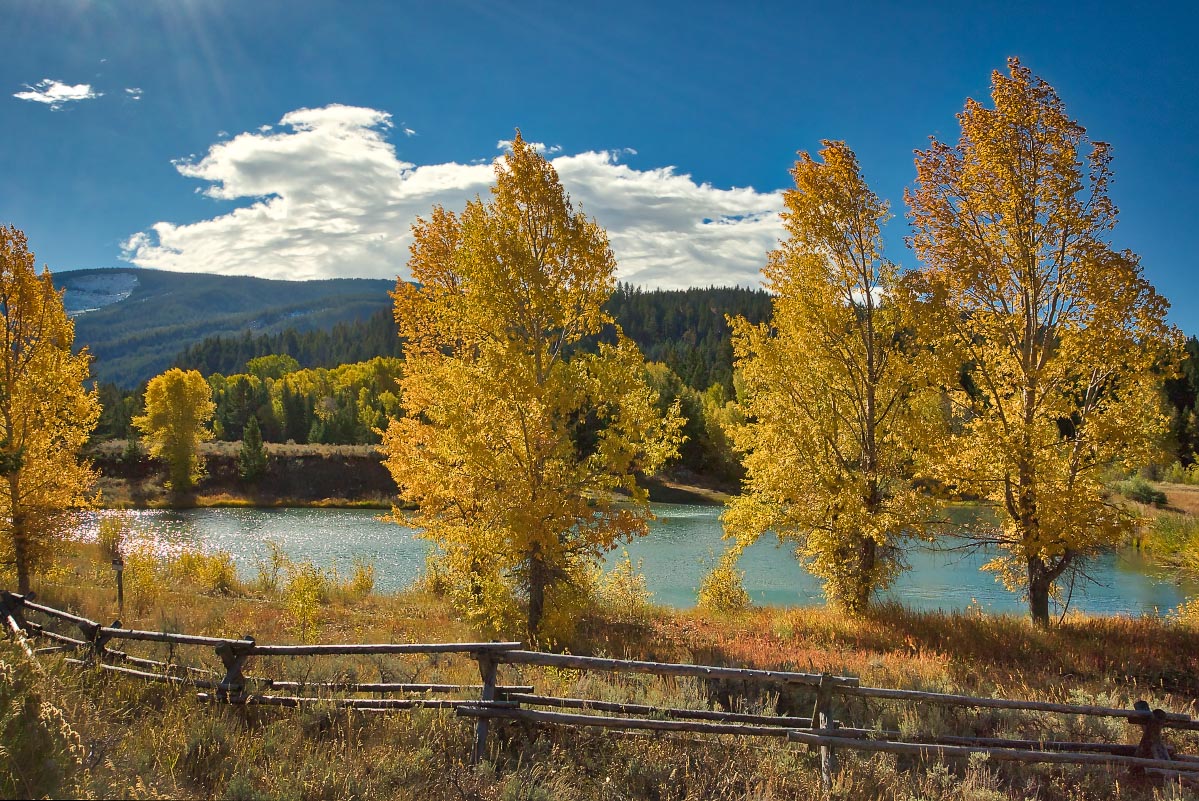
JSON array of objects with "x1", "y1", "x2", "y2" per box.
[{"x1": 75, "y1": 504, "x2": 1196, "y2": 616}]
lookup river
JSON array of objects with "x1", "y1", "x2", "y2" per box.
[{"x1": 75, "y1": 503, "x2": 1196, "y2": 616}]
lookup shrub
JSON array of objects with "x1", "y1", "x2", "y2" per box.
[
  {"x1": 346, "y1": 558, "x2": 375, "y2": 600},
  {"x1": 596, "y1": 551, "x2": 653, "y2": 624},
  {"x1": 1143, "y1": 513, "x2": 1199, "y2": 573},
  {"x1": 96, "y1": 515, "x2": 128, "y2": 563},
  {"x1": 1163, "y1": 460, "x2": 1199, "y2": 485},
  {"x1": 171, "y1": 550, "x2": 240, "y2": 595},
  {"x1": 1115, "y1": 475, "x2": 1167, "y2": 506},
  {"x1": 0, "y1": 655, "x2": 84, "y2": 799},
  {"x1": 698, "y1": 551, "x2": 751, "y2": 613},
  {"x1": 1177, "y1": 598, "x2": 1199, "y2": 628},
  {"x1": 253, "y1": 540, "x2": 289, "y2": 594},
  {"x1": 122, "y1": 546, "x2": 164, "y2": 614},
  {"x1": 284, "y1": 561, "x2": 331, "y2": 641}
]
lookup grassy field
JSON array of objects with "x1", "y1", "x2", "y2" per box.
[{"x1": 3, "y1": 538, "x2": 1199, "y2": 800}]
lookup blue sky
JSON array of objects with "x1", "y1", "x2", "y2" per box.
[{"x1": 3, "y1": 0, "x2": 1197, "y2": 331}]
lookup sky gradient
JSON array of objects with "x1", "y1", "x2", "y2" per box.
[{"x1": 3, "y1": 1, "x2": 1197, "y2": 331}]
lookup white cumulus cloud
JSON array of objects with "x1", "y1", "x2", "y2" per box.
[
  {"x1": 123, "y1": 104, "x2": 783, "y2": 288},
  {"x1": 14, "y1": 79, "x2": 102, "y2": 109},
  {"x1": 125, "y1": 87, "x2": 143, "y2": 100}
]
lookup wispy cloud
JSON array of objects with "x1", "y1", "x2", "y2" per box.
[
  {"x1": 123, "y1": 104, "x2": 783, "y2": 289},
  {"x1": 125, "y1": 87, "x2": 143, "y2": 101},
  {"x1": 14, "y1": 79, "x2": 102, "y2": 110}
]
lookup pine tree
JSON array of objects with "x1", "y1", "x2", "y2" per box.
[{"x1": 238, "y1": 415, "x2": 268, "y2": 482}]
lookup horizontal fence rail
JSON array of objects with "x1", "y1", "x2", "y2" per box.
[
  {"x1": 3, "y1": 589, "x2": 1197, "y2": 792},
  {"x1": 495, "y1": 649, "x2": 860, "y2": 687}
]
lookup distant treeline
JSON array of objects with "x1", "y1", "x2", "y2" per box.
[
  {"x1": 170, "y1": 285, "x2": 773, "y2": 396},
  {"x1": 1164, "y1": 336, "x2": 1199, "y2": 468},
  {"x1": 92, "y1": 286, "x2": 1198, "y2": 482},
  {"x1": 93, "y1": 286, "x2": 773, "y2": 482},
  {"x1": 172, "y1": 309, "x2": 404, "y2": 376},
  {"x1": 98, "y1": 356, "x2": 403, "y2": 447},
  {"x1": 600, "y1": 284, "x2": 772, "y2": 393}
]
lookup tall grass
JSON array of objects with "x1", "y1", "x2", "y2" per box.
[
  {"x1": 1141, "y1": 512, "x2": 1199, "y2": 574},
  {"x1": 7, "y1": 539, "x2": 1199, "y2": 800}
]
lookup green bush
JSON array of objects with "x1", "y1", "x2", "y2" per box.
[
  {"x1": 1163, "y1": 460, "x2": 1199, "y2": 485},
  {"x1": 1115, "y1": 475, "x2": 1167, "y2": 506}
]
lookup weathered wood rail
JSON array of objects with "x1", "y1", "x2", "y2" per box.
[{"x1": 4, "y1": 589, "x2": 1197, "y2": 792}]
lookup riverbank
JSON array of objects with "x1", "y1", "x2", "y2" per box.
[
  {"x1": 5, "y1": 539, "x2": 1198, "y2": 800},
  {"x1": 1125, "y1": 481, "x2": 1199, "y2": 578},
  {"x1": 88, "y1": 440, "x2": 733, "y2": 509},
  {"x1": 91, "y1": 440, "x2": 401, "y2": 509}
]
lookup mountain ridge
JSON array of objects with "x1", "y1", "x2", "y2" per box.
[{"x1": 56, "y1": 267, "x2": 396, "y2": 386}]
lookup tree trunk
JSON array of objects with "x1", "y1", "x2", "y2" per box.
[
  {"x1": 1027, "y1": 552, "x2": 1071, "y2": 628},
  {"x1": 9, "y1": 473, "x2": 29, "y2": 594},
  {"x1": 850, "y1": 536, "x2": 877, "y2": 613},
  {"x1": 526, "y1": 551, "x2": 549, "y2": 642},
  {"x1": 1028, "y1": 560, "x2": 1051, "y2": 628},
  {"x1": 13, "y1": 515, "x2": 30, "y2": 595}
]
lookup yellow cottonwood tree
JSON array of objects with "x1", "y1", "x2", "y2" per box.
[
  {"x1": 383, "y1": 132, "x2": 682, "y2": 642},
  {"x1": 906, "y1": 59, "x2": 1175, "y2": 626},
  {"x1": 722, "y1": 142, "x2": 937, "y2": 612},
  {"x1": 0, "y1": 225, "x2": 99, "y2": 594},
  {"x1": 134, "y1": 368, "x2": 216, "y2": 492}
]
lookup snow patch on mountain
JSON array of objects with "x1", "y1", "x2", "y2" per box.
[{"x1": 61, "y1": 272, "x2": 139, "y2": 315}]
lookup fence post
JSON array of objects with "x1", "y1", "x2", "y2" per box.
[
  {"x1": 471, "y1": 654, "x2": 498, "y2": 766},
  {"x1": 1129, "y1": 699, "x2": 1171, "y2": 772},
  {"x1": 0, "y1": 591, "x2": 27, "y2": 630},
  {"x1": 821, "y1": 719, "x2": 840, "y2": 793},
  {"x1": 811, "y1": 673, "x2": 839, "y2": 795},
  {"x1": 0, "y1": 592, "x2": 38, "y2": 663},
  {"x1": 215, "y1": 636, "x2": 255, "y2": 700},
  {"x1": 80, "y1": 620, "x2": 118, "y2": 665}
]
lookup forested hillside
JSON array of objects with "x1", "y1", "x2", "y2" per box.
[
  {"x1": 58, "y1": 268, "x2": 394, "y2": 386},
  {"x1": 170, "y1": 283, "x2": 773, "y2": 393},
  {"x1": 90, "y1": 282, "x2": 773, "y2": 483},
  {"x1": 172, "y1": 309, "x2": 404, "y2": 376},
  {"x1": 603, "y1": 284, "x2": 772, "y2": 391}
]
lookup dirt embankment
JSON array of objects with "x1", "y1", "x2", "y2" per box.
[
  {"x1": 90, "y1": 441, "x2": 398, "y2": 508},
  {"x1": 89, "y1": 441, "x2": 732, "y2": 508}
]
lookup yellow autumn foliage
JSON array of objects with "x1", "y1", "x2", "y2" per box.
[
  {"x1": 906, "y1": 59, "x2": 1177, "y2": 625},
  {"x1": 383, "y1": 132, "x2": 682, "y2": 642},
  {"x1": 134, "y1": 368, "x2": 216, "y2": 492},
  {"x1": 0, "y1": 225, "x2": 99, "y2": 593},
  {"x1": 723, "y1": 141, "x2": 939, "y2": 613}
]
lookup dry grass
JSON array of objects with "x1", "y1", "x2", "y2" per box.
[
  {"x1": 1162, "y1": 483, "x2": 1199, "y2": 517},
  {"x1": 5, "y1": 541, "x2": 1199, "y2": 800}
]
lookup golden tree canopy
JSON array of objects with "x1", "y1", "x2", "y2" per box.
[
  {"x1": 0, "y1": 225, "x2": 99, "y2": 593},
  {"x1": 384, "y1": 132, "x2": 682, "y2": 641},
  {"x1": 723, "y1": 141, "x2": 938, "y2": 612},
  {"x1": 134, "y1": 368, "x2": 216, "y2": 493},
  {"x1": 906, "y1": 58, "x2": 1176, "y2": 624}
]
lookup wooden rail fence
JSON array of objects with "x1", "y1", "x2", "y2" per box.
[{"x1": 4, "y1": 589, "x2": 1197, "y2": 791}]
